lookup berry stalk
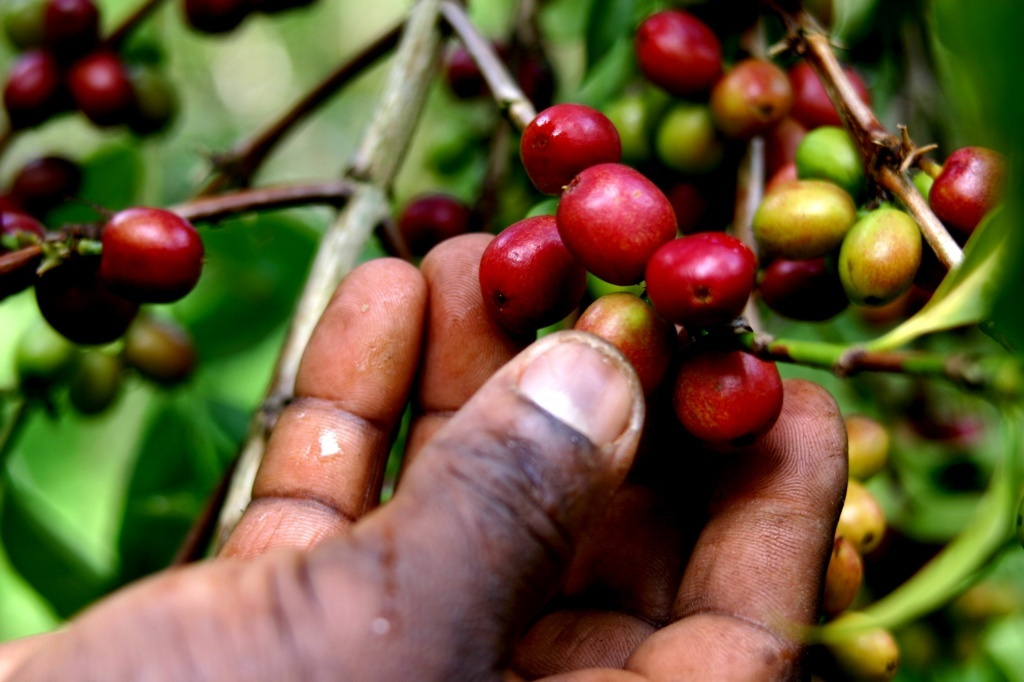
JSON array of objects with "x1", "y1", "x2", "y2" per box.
[
  {"x1": 739, "y1": 332, "x2": 1022, "y2": 401},
  {"x1": 202, "y1": 21, "x2": 403, "y2": 195},
  {"x1": 777, "y1": 11, "x2": 964, "y2": 271},
  {"x1": 105, "y1": 0, "x2": 168, "y2": 50},
  {"x1": 439, "y1": 0, "x2": 536, "y2": 132},
  {"x1": 214, "y1": 0, "x2": 445, "y2": 548},
  {"x1": 172, "y1": 180, "x2": 356, "y2": 222}
]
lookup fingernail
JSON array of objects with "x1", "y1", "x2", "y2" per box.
[{"x1": 517, "y1": 336, "x2": 637, "y2": 446}]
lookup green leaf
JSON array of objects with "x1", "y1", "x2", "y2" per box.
[
  {"x1": 115, "y1": 395, "x2": 238, "y2": 584},
  {"x1": 866, "y1": 207, "x2": 1007, "y2": 351},
  {"x1": 574, "y1": 37, "x2": 636, "y2": 109},
  {"x1": 584, "y1": 0, "x2": 636, "y2": 70},
  {"x1": 173, "y1": 213, "x2": 319, "y2": 360},
  {"x1": 46, "y1": 142, "x2": 144, "y2": 224},
  {"x1": 0, "y1": 469, "x2": 113, "y2": 618}
]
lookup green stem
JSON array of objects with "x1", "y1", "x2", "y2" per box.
[
  {"x1": 821, "y1": 410, "x2": 1023, "y2": 639},
  {"x1": 737, "y1": 333, "x2": 1022, "y2": 401}
]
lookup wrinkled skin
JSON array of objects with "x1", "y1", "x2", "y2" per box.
[{"x1": 0, "y1": 234, "x2": 848, "y2": 681}]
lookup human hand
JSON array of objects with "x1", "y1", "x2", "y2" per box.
[{"x1": 0, "y1": 234, "x2": 847, "y2": 681}]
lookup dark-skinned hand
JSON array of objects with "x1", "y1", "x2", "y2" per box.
[{"x1": 0, "y1": 234, "x2": 848, "y2": 681}]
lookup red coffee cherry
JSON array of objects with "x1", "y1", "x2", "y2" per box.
[
  {"x1": 99, "y1": 207, "x2": 204, "y2": 303},
  {"x1": 928, "y1": 146, "x2": 1006, "y2": 235},
  {"x1": 183, "y1": 0, "x2": 248, "y2": 34},
  {"x1": 445, "y1": 44, "x2": 555, "y2": 109},
  {"x1": 556, "y1": 163, "x2": 676, "y2": 285},
  {"x1": 709, "y1": 58, "x2": 792, "y2": 140},
  {"x1": 521, "y1": 103, "x2": 622, "y2": 195},
  {"x1": 672, "y1": 348, "x2": 783, "y2": 450},
  {"x1": 635, "y1": 10, "x2": 721, "y2": 97},
  {"x1": 35, "y1": 258, "x2": 140, "y2": 345},
  {"x1": 43, "y1": 0, "x2": 99, "y2": 61},
  {"x1": 765, "y1": 117, "x2": 807, "y2": 176},
  {"x1": 10, "y1": 155, "x2": 81, "y2": 215},
  {"x1": 574, "y1": 292, "x2": 677, "y2": 396},
  {"x1": 1, "y1": 210, "x2": 46, "y2": 240},
  {"x1": 765, "y1": 161, "x2": 798, "y2": 194},
  {"x1": 3, "y1": 49, "x2": 65, "y2": 129},
  {"x1": 645, "y1": 232, "x2": 757, "y2": 329},
  {"x1": 397, "y1": 193, "x2": 473, "y2": 257},
  {"x1": 665, "y1": 182, "x2": 708, "y2": 234},
  {"x1": 67, "y1": 51, "x2": 137, "y2": 127},
  {"x1": 788, "y1": 61, "x2": 871, "y2": 129},
  {"x1": 758, "y1": 257, "x2": 848, "y2": 321},
  {"x1": 479, "y1": 215, "x2": 587, "y2": 334},
  {"x1": 445, "y1": 44, "x2": 487, "y2": 99}
]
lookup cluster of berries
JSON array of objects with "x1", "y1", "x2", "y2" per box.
[{"x1": 2, "y1": 0, "x2": 176, "y2": 134}]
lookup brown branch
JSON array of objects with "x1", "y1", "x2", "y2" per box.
[
  {"x1": 0, "y1": 245, "x2": 42, "y2": 277},
  {"x1": 787, "y1": 20, "x2": 964, "y2": 271},
  {"x1": 105, "y1": 0, "x2": 167, "y2": 50},
  {"x1": 201, "y1": 21, "x2": 404, "y2": 196},
  {"x1": 172, "y1": 180, "x2": 356, "y2": 223},
  {"x1": 214, "y1": 0, "x2": 445, "y2": 549},
  {"x1": 439, "y1": 0, "x2": 536, "y2": 132}
]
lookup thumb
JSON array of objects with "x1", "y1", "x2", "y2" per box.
[{"x1": 313, "y1": 330, "x2": 645, "y2": 679}]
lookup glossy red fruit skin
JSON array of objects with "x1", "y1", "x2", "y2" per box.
[
  {"x1": 67, "y1": 51, "x2": 136, "y2": 127},
  {"x1": 765, "y1": 117, "x2": 807, "y2": 175},
  {"x1": 521, "y1": 103, "x2": 622, "y2": 195},
  {"x1": 672, "y1": 348, "x2": 783, "y2": 450},
  {"x1": 557, "y1": 163, "x2": 677, "y2": 285},
  {"x1": 788, "y1": 61, "x2": 871, "y2": 129},
  {"x1": 183, "y1": 0, "x2": 248, "y2": 34},
  {"x1": 398, "y1": 194, "x2": 473, "y2": 257},
  {"x1": 11, "y1": 155, "x2": 81, "y2": 215},
  {"x1": 479, "y1": 215, "x2": 587, "y2": 334},
  {"x1": 709, "y1": 58, "x2": 792, "y2": 139},
  {"x1": 645, "y1": 232, "x2": 757, "y2": 328},
  {"x1": 759, "y1": 257, "x2": 848, "y2": 321},
  {"x1": 43, "y1": 0, "x2": 99, "y2": 60},
  {"x1": 635, "y1": 10, "x2": 722, "y2": 97},
  {"x1": 574, "y1": 292, "x2": 677, "y2": 396},
  {"x1": 928, "y1": 146, "x2": 1006, "y2": 235},
  {"x1": 100, "y1": 207, "x2": 204, "y2": 303},
  {"x1": 1, "y1": 210, "x2": 46, "y2": 239},
  {"x1": 3, "y1": 49, "x2": 65, "y2": 129},
  {"x1": 765, "y1": 161, "x2": 799, "y2": 194},
  {"x1": 35, "y1": 258, "x2": 140, "y2": 345}
]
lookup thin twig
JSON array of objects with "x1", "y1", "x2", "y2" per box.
[
  {"x1": 739, "y1": 332, "x2": 1021, "y2": 400},
  {"x1": 172, "y1": 180, "x2": 356, "y2": 223},
  {"x1": 214, "y1": 0, "x2": 445, "y2": 549},
  {"x1": 439, "y1": 0, "x2": 536, "y2": 132},
  {"x1": 201, "y1": 21, "x2": 404, "y2": 195},
  {"x1": 105, "y1": 0, "x2": 167, "y2": 50}
]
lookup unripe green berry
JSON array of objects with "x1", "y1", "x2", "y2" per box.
[
  {"x1": 3, "y1": 0, "x2": 47, "y2": 49},
  {"x1": 795, "y1": 126, "x2": 865, "y2": 198},
  {"x1": 839, "y1": 207, "x2": 922, "y2": 307},
  {"x1": 603, "y1": 93, "x2": 653, "y2": 163},
  {"x1": 123, "y1": 316, "x2": 197, "y2": 385},
  {"x1": 1017, "y1": 493, "x2": 1024, "y2": 551},
  {"x1": 15, "y1": 319, "x2": 76, "y2": 393},
  {"x1": 753, "y1": 179, "x2": 857, "y2": 259},
  {"x1": 912, "y1": 171, "x2": 933, "y2": 200},
  {"x1": 655, "y1": 103, "x2": 723, "y2": 173},
  {"x1": 128, "y1": 66, "x2": 178, "y2": 136},
  {"x1": 68, "y1": 351, "x2": 124, "y2": 415}
]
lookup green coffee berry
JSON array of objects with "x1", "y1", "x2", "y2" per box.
[
  {"x1": 839, "y1": 207, "x2": 922, "y2": 306},
  {"x1": 69, "y1": 351, "x2": 124, "y2": 415},
  {"x1": 795, "y1": 125, "x2": 865, "y2": 198},
  {"x1": 753, "y1": 179, "x2": 857, "y2": 259},
  {"x1": 655, "y1": 102, "x2": 723, "y2": 174}
]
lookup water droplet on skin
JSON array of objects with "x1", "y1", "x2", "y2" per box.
[
  {"x1": 318, "y1": 430, "x2": 341, "y2": 458},
  {"x1": 371, "y1": 617, "x2": 391, "y2": 635}
]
